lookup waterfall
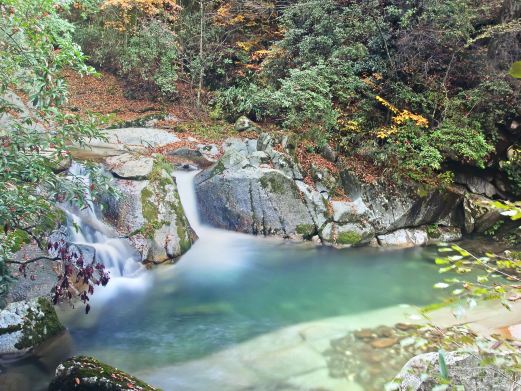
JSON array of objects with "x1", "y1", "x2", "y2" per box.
[{"x1": 63, "y1": 163, "x2": 142, "y2": 278}]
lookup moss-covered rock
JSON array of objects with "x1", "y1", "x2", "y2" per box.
[
  {"x1": 101, "y1": 156, "x2": 196, "y2": 264},
  {"x1": 0, "y1": 297, "x2": 64, "y2": 355},
  {"x1": 48, "y1": 356, "x2": 159, "y2": 391},
  {"x1": 194, "y1": 141, "x2": 326, "y2": 239}
]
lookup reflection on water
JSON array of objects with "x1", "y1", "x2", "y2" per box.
[{"x1": 0, "y1": 171, "x2": 444, "y2": 390}]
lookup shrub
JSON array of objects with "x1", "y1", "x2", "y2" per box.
[{"x1": 73, "y1": 6, "x2": 179, "y2": 99}]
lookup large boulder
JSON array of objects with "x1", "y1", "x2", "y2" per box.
[
  {"x1": 49, "y1": 356, "x2": 158, "y2": 391},
  {"x1": 394, "y1": 351, "x2": 516, "y2": 390},
  {"x1": 0, "y1": 298, "x2": 64, "y2": 356},
  {"x1": 463, "y1": 193, "x2": 505, "y2": 234},
  {"x1": 102, "y1": 157, "x2": 196, "y2": 263},
  {"x1": 339, "y1": 170, "x2": 465, "y2": 235},
  {"x1": 105, "y1": 154, "x2": 154, "y2": 180},
  {"x1": 194, "y1": 138, "x2": 327, "y2": 239},
  {"x1": 72, "y1": 128, "x2": 179, "y2": 161}
]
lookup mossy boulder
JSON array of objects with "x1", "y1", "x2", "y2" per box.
[
  {"x1": 320, "y1": 222, "x2": 375, "y2": 248},
  {"x1": 0, "y1": 297, "x2": 64, "y2": 356},
  {"x1": 49, "y1": 356, "x2": 159, "y2": 391},
  {"x1": 194, "y1": 140, "x2": 327, "y2": 239},
  {"x1": 101, "y1": 156, "x2": 196, "y2": 263}
]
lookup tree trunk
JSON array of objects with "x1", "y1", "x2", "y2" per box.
[{"x1": 196, "y1": 0, "x2": 204, "y2": 108}]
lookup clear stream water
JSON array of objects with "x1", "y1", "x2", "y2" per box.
[{"x1": 0, "y1": 171, "x2": 446, "y2": 390}]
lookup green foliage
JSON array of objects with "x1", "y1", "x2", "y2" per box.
[
  {"x1": 509, "y1": 62, "x2": 521, "y2": 79},
  {"x1": 438, "y1": 350, "x2": 449, "y2": 380},
  {"x1": 75, "y1": 16, "x2": 179, "y2": 99},
  {"x1": 0, "y1": 0, "x2": 108, "y2": 295}
]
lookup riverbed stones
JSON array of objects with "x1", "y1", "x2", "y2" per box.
[
  {"x1": 394, "y1": 351, "x2": 516, "y2": 390},
  {"x1": 49, "y1": 356, "x2": 158, "y2": 391},
  {"x1": 0, "y1": 298, "x2": 64, "y2": 356}
]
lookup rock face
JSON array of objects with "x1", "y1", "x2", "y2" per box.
[
  {"x1": 73, "y1": 127, "x2": 179, "y2": 161},
  {"x1": 0, "y1": 298, "x2": 64, "y2": 356},
  {"x1": 395, "y1": 351, "x2": 515, "y2": 390},
  {"x1": 193, "y1": 133, "x2": 521, "y2": 247},
  {"x1": 194, "y1": 135, "x2": 473, "y2": 247},
  {"x1": 339, "y1": 170, "x2": 464, "y2": 235},
  {"x1": 102, "y1": 156, "x2": 196, "y2": 263},
  {"x1": 195, "y1": 139, "x2": 324, "y2": 239},
  {"x1": 49, "y1": 356, "x2": 158, "y2": 391}
]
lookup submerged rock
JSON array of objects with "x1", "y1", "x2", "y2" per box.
[
  {"x1": 394, "y1": 351, "x2": 516, "y2": 390},
  {"x1": 102, "y1": 156, "x2": 196, "y2": 263},
  {"x1": 49, "y1": 356, "x2": 158, "y2": 391},
  {"x1": 0, "y1": 298, "x2": 64, "y2": 356}
]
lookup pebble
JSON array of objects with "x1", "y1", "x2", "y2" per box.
[{"x1": 370, "y1": 337, "x2": 399, "y2": 349}]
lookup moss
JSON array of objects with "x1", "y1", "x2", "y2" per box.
[
  {"x1": 49, "y1": 356, "x2": 160, "y2": 391},
  {"x1": 141, "y1": 187, "x2": 159, "y2": 225},
  {"x1": 336, "y1": 231, "x2": 363, "y2": 245},
  {"x1": 139, "y1": 157, "x2": 193, "y2": 256},
  {"x1": 0, "y1": 323, "x2": 22, "y2": 336},
  {"x1": 171, "y1": 188, "x2": 192, "y2": 254},
  {"x1": 260, "y1": 172, "x2": 287, "y2": 194},
  {"x1": 426, "y1": 224, "x2": 441, "y2": 239},
  {"x1": 210, "y1": 160, "x2": 225, "y2": 177},
  {"x1": 296, "y1": 224, "x2": 315, "y2": 238},
  {"x1": 15, "y1": 298, "x2": 64, "y2": 350}
]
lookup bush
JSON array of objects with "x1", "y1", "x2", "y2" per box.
[
  {"x1": 215, "y1": 64, "x2": 338, "y2": 131},
  {"x1": 74, "y1": 10, "x2": 179, "y2": 99}
]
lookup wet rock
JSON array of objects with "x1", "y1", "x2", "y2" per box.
[
  {"x1": 101, "y1": 157, "x2": 196, "y2": 263},
  {"x1": 194, "y1": 140, "x2": 327, "y2": 239},
  {"x1": 0, "y1": 298, "x2": 64, "y2": 356},
  {"x1": 370, "y1": 337, "x2": 398, "y2": 349},
  {"x1": 377, "y1": 228, "x2": 429, "y2": 248},
  {"x1": 394, "y1": 351, "x2": 516, "y2": 390},
  {"x1": 426, "y1": 226, "x2": 462, "y2": 244},
  {"x1": 320, "y1": 221, "x2": 375, "y2": 248},
  {"x1": 340, "y1": 169, "x2": 464, "y2": 234},
  {"x1": 463, "y1": 193, "x2": 504, "y2": 234},
  {"x1": 49, "y1": 356, "x2": 158, "y2": 391},
  {"x1": 105, "y1": 153, "x2": 154, "y2": 180},
  {"x1": 167, "y1": 148, "x2": 213, "y2": 168}
]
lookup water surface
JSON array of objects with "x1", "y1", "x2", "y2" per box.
[{"x1": 0, "y1": 171, "x2": 444, "y2": 390}]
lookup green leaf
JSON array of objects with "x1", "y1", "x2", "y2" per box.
[
  {"x1": 438, "y1": 350, "x2": 449, "y2": 380},
  {"x1": 509, "y1": 61, "x2": 521, "y2": 79}
]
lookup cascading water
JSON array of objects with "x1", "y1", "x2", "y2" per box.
[{"x1": 63, "y1": 163, "x2": 142, "y2": 279}]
